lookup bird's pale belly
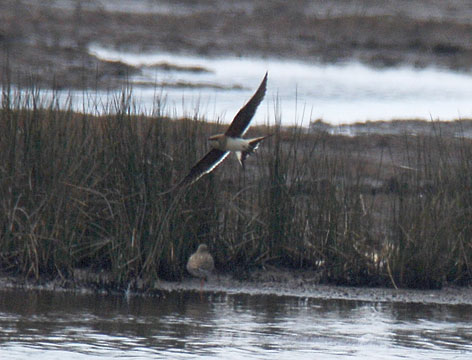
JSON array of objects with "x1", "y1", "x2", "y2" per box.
[{"x1": 224, "y1": 136, "x2": 249, "y2": 151}]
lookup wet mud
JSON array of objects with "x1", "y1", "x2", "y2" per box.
[{"x1": 2, "y1": 269, "x2": 472, "y2": 305}]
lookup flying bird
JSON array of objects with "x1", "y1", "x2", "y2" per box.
[{"x1": 176, "y1": 72, "x2": 269, "y2": 189}]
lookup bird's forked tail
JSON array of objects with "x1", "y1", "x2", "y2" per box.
[{"x1": 236, "y1": 134, "x2": 272, "y2": 168}]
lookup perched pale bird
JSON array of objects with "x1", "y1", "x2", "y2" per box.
[
  {"x1": 176, "y1": 72, "x2": 270, "y2": 189},
  {"x1": 186, "y1": 244, "x2": 215, "y2": 290}
]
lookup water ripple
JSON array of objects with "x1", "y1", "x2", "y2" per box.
[{"x1": 1, "y1": 290, "x2": 471, "y2": 359}]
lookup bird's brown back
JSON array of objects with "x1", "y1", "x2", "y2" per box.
[{"x1": 186, "y1": 245, "x2": 214, "y2": 278}]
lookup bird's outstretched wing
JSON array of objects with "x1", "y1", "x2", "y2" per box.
[
  {"x1": 168, "y1": 72, "x2": 268, "y2": 192},
  {"x1": 177, "y1": 149, "x2": 230, "y2": 189},
  {"x1": 225, "y1": 72, "x2": 268, "y2": 137}
]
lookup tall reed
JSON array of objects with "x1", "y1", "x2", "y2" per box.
[{"x1": 0, "y1": 87, "x2": 471, "y2": 289}]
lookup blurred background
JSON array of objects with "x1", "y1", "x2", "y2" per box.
[{"x1": 2, "y1": 0, "x2": 472, "y2": 125}]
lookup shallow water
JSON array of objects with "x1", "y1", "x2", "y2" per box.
[
  {"x1": 84, "y1": 45, "x2": 472, "y2": 125},
  {"x1": 1, "y1": 288, "x2": 471, "y2": 359},
  {"x1": 9, "y1": 46, "x2": 472, "y2": 127}
]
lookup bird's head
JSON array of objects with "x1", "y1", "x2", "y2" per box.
[{"x1": 197, "y1": 244, "x2": 209, "y2": 253}]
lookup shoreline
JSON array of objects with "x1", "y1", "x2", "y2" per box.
[{"x1": 2, "y1": 269, "x2": 472, "y2": 305}]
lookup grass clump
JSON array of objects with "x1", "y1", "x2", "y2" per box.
[{"x1": 0, "y1": 87, "x2": 472, "y2": 290}]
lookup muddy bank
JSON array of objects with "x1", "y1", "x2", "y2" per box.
[
  {"x1": 2, "y1": 269, "x2": 472, "y2": 305},
  {"x1": 2, "y1": 0, "x2": 472, "y2": 89}
]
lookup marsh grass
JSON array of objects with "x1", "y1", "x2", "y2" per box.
[{"x1": 0, "y1": 86, "x2": 471, "y2": 289}]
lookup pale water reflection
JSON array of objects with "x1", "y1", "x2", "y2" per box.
[
  {"x1": 86, "y1": 45, "x2": 472, "y2": 125},
  {"x1": 0, "y1": 289, "x2": 471, "y2": 359},
  {"x1": 8, "y1": 47, "x2": 472, "y2": 127}
]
